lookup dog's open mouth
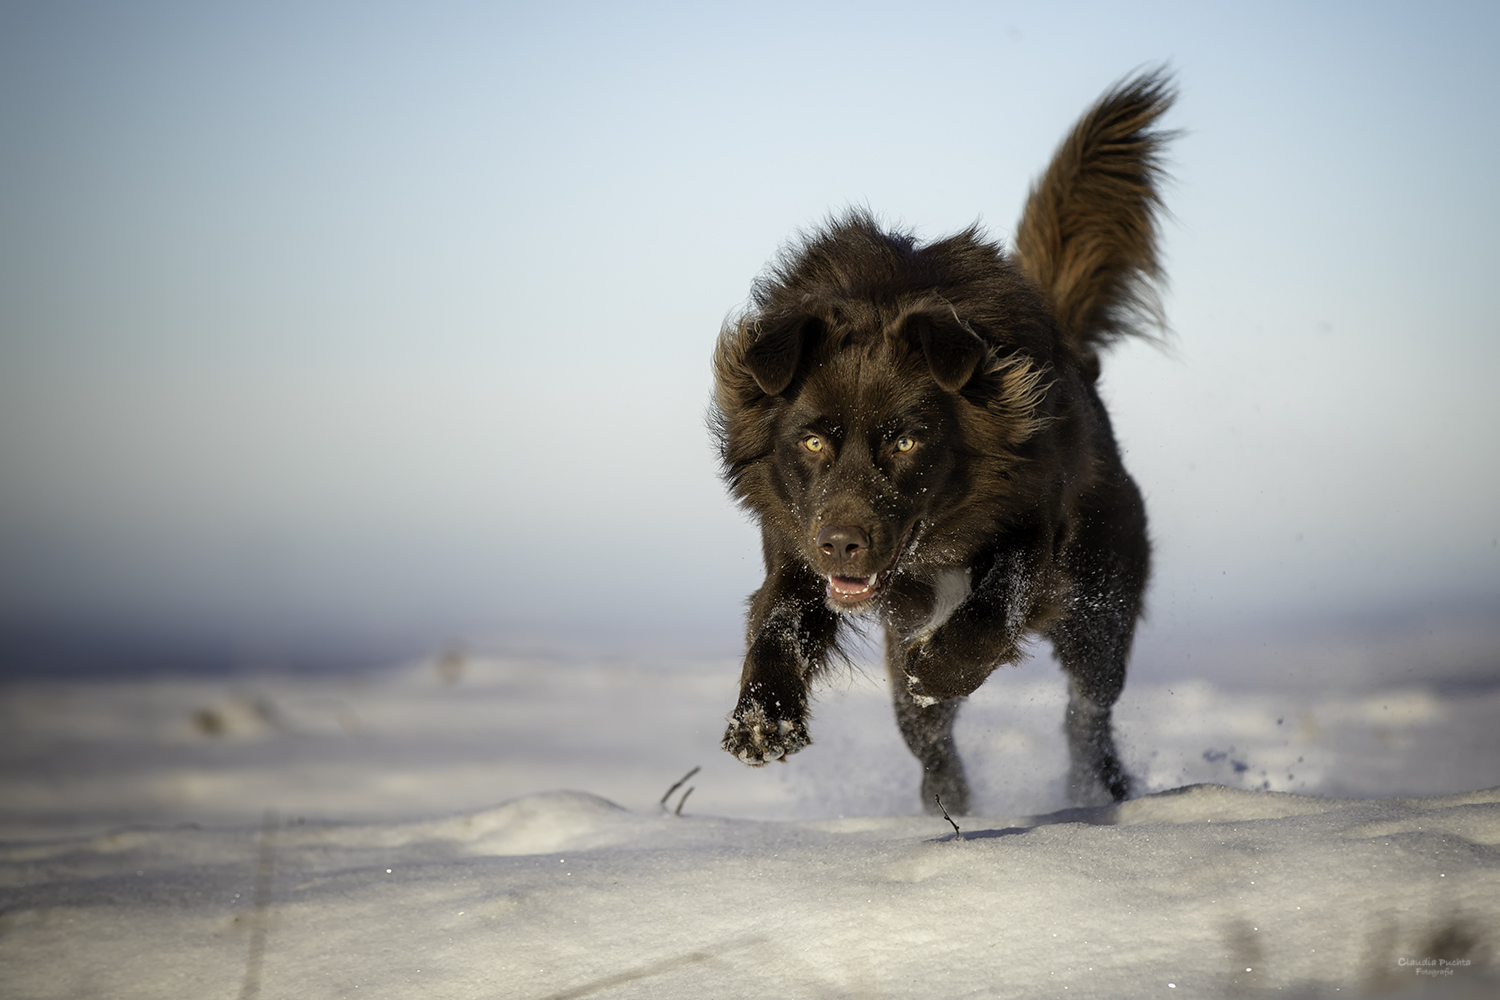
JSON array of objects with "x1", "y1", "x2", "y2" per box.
[{"x1": 824, "y1": 525, "x2": 915, "y2": 609}]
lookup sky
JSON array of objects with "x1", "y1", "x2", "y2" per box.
[{"x1": 1, "y1": 1, "x2": 1497, "y2": 673}]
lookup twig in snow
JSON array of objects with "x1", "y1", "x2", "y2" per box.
[
  {"x1": 935, "y1": 794, "x2": 964, "y2": 840},
  {"x1": 674, "y1": 786, "x2": 695, "y2": 816},
  {"x1": 660, "y1": 766, "x2": 700, "y2": 809}
]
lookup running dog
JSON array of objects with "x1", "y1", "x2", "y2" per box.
[{"x1": 711, "y1": 72, "x2": 1174, "y2": 812}]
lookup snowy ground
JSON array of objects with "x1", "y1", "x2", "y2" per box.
[{"x1": 2, "y1": 648, "x2": 1498, "y2": 998}]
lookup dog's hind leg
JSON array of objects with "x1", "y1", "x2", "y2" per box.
[
  {"x1": 1052, "y1": 591, "x2": 1139, "y2": 804},
  {"x1": 1060, "y1": 674, "x2": 1131, "y2": 805},
  {"x1": 886, "y1": 624, "x2": 971, "y2": 815},
  {"x1": 1050, "y1": 489, "x2": 1148, "y2": 805}
]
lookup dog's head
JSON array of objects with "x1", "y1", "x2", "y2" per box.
[{"x1": 713, "y1": 279, "x2": 1055, "y2": 611}]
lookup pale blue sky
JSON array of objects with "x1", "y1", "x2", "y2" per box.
[{"x1": 1, "y1": 1, "x2": 1496, "y2": 670}]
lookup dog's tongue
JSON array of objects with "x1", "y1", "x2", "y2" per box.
[{"x1": 828, "y1": 574, "x2": 877, "y2": 597}]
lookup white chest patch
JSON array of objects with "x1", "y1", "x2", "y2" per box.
[{"x1": 912, "y1": 567, "x2": 972, "y2": 642}]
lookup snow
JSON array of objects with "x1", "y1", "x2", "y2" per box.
[{"x1": 2, "y1": 652, "x2": 1498, "y2": 998}]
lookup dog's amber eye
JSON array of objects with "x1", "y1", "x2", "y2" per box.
[
  {"x1": 802, "y1": 435, "x2": 824, "y2": 453},
  {"x1": 895, "y1": 435, "x2": 916, "y2": 453}
]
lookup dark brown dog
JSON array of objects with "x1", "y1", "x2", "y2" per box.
[{"x1": 711, "y1": 72, "x2": 1174, "y2": 812}]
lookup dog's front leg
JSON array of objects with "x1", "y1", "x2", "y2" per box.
[
  {"x1": 722, "y1": 559, "x2": 838, "y2": 765},
  {"x1": 903, "y1": 540, "x2": 1049, "y2": 704}
]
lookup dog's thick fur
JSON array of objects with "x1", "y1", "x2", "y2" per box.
[{"x1": 710, "y1": 72, "x2": 1174, "y2": 812}]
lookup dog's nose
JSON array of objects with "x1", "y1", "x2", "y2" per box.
[{"x1": 816, "y1": 525, "x2": 870, "y2": 563}]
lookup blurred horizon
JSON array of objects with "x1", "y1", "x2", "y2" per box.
[{"x1": 2, "y1": 1, "x2": 1497, "y2": 680}]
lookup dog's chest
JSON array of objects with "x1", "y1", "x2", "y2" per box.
[{"x1": 883, "y1": 565, "x2": 971, "y2": 640}]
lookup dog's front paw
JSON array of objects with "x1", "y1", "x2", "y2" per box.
[
  {"x1": 904, "y1": 673, "x2": 940, "y2": 708},
  {"x1": 903, "y1": 635, "x2": 986, "y2": 703},
  {"x1": 902, "y1": 646, "x2": 941, "y2": 707},
  {"x1": 722, "y1": 700, "x2": 809, "y2": 766},
  {"x1": 902, "y1": 638, "x2": 944, "y2": 706}
]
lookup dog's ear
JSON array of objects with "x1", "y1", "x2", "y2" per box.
[
  {"x1": 743, "y1": 313, "x2": 820, "y2": 395},
  {"x1": 907, "y1": 311, "x2": 987, "y2": 391}
]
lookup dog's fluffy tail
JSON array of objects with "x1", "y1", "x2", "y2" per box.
[{"x1": 1013, "y1": 69, "x2": 1176, "y2": 361}]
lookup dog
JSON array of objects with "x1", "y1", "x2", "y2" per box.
[{"x1": 710, "y1": 71, "x2": 1174, "y2": 813}]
